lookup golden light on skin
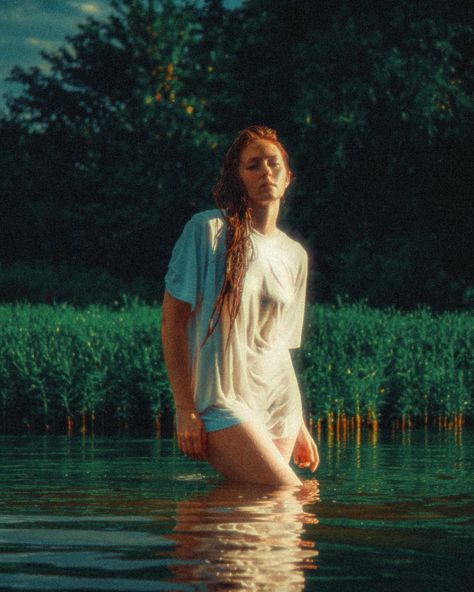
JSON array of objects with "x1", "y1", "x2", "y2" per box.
[{"x1": 238, "y1": 139, "x2": 291, "y2": 208}]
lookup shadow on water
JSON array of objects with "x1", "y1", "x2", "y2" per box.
[{"x1": 0, "y1": 429, "x2": 472, "y2": 590}]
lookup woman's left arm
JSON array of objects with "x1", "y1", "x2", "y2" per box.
[{"x1": 292, "y1": 422, "x2": 319, "y2": 472}]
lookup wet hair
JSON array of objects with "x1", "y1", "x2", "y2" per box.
[{"x1": 203, "y1": 125, "x2": 293, "y2": 347}]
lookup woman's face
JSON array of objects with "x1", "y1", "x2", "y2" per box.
[{"x1": 238, "y1": 139, "x2": 290, "y2": 206}]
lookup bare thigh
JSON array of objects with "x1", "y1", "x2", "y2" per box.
[{"x1": 206, "y1": 421, "x2": 301, "y2": 487}]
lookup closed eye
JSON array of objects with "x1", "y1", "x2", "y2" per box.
[{"x1": 247, "y1": 160, "x2": 281, "y2": 170}]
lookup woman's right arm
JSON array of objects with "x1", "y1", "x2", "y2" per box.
[{"x1": 161, "y1": 290, "x2": 207, "y2": 460}]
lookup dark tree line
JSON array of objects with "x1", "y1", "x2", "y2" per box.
[{"x1": 0, "y1": 0, "x2": 472, "y2": 310}]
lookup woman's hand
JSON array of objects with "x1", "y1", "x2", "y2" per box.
[
  {"x1": 176, "y1": 409, "x2": 207, "y2": 461},
  {"x1": 293, "y1": 422, "x2": 319, "y2": 472},
  {"x1": 162, "y1": 292, "x2": 207, "y2": 461}
]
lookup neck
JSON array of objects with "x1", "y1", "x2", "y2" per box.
[{"x1": 249, "y1": 200, "x2": 280, "y2": 235}]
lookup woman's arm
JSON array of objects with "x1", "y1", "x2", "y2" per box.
[
  {"x1": 161, "y1": 290, "x2": 207, "y2": 460},
  {"x1": 292, "y1": 422, "x2": 319, "y2": 472}
]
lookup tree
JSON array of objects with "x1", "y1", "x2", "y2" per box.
[
  {"x1": 288, "y1": 1, "x2": 474, "y2": 308},
  {"x1": 1, "y1": 0, "x2": 472, "y2": 309},
  {"x1": 2, "y1": 0, "x2": 222, "y2": 278},
  {"x1": 225, "y1": 0, "x2": 474, "y2": 308}
]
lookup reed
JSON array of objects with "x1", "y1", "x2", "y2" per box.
[
  {"x1": 0, "y1": 301, "x2": 472, "y2": 434},
  {"x1": 0, "y1": 301, "x2": 170, "y2": 434},
  {"x1": 298, "y1": 301, "x2": 473, "y2": 430}
]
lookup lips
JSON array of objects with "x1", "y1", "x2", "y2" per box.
[{"x1": 260, "y1": 182, "x2": 275, "y2": 189}]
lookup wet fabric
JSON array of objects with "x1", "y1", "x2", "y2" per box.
[{"x1": 165, "y1": 209, "x2": 307, "y2": 439}]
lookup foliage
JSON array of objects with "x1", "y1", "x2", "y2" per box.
[
  {"x1": 0, "y1": 0, "x2": 473, "y2": 309},
  {"x1": 297, "y1": 300, "x2": 473, "y2": 424},
  {"x1": 193, "y1": 0, "x2": 474, "y2": 309},
  {"x1": 0, "y1": 300, "x2": 170, "y2": 433},
  {"x1": 2, "y1": 0, "x2": 223, "y2": 278},
  {"x1": 0, "y1": 260, "x2": 163, "y2": 306},
  {"x1": 0, "y1": 301, "x2": 472, "y2": 434}
]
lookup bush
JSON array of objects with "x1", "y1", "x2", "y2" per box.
[
  {"x1": 298, "y1": 301, "x2": 473, "y2": 425},
  {"x1": 0, "y1": 301, "x2": 472, "y2": 434},
  {"x1": 0, "y1": 260, "x2": 163, "y2": 306}
]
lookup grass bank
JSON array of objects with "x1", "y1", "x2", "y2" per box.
[
  {"x1": 298, "y1": 302, "x2": 472, "y2": 431},
  {"x1": 0, "y1": 301, "x2": 472, "y2": 434}
]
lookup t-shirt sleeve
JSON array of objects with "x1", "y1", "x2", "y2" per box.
[
  {"x1": 285, "y1": 248, "x2": 308, "y2": 349},
  {"x1": 164, "y1": 214, "x2": 208, "y2": 311}
]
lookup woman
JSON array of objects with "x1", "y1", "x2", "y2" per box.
[{"x1": 161, "y1": 125, "x2": 319, "y2": 486}]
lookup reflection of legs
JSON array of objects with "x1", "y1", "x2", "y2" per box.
[
  {"x1": 169, "y1": 479, "x2": 317, "y2": 589},
  {"x1": 206, "y1": 421, "x2": 301, "y2": 486}
]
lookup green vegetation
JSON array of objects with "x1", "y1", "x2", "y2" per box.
[
  {"x1": 0, "y1": 301, "x2": 169, "y2": 434},
  {"x1": 1, "y1": 0, "x2": 473, "y2": 311},
  {"x1": 1, "y1": 301, "x2": 471, "y2": 434},
  {"x1": 298, "y1": 301, "x2": 473, "y2": 429},
  {"x1": 0, "y1": 260, "x2": 163, "y2": 307}
]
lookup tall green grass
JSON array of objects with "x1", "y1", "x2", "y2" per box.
[
  {"x1": 0, "y1": 301, "x2": 169, "y2": 434},
  {"x1": 298, "y1": 302, "x2": 473, "y2": 426},
  {"x1": 0, "y1": 301, "x2": 472, "y2": 433}
]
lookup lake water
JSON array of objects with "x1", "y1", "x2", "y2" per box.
[{"x1": 0, "y1": 429, "x2": 472, "y2": 591}]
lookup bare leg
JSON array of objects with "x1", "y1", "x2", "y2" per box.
[{"x1": 206, "y1": 421, "x2": 301, "y2": 486}]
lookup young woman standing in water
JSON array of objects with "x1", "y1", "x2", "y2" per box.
[{"x1": 161, "y1": 125, "x2": 319, "y2": 486}]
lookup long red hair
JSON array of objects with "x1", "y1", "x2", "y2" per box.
[{"x1": 203, "y1": 125, "x2": 293, "y2": 346}]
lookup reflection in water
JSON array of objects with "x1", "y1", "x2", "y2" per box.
[
  {"x1": 167, "y1": 480, "x2": 320, "y2": 591},
  {"x1": 0, "y1": 432, "x2": 472, "y2": 591}
]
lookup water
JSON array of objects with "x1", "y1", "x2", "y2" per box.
[{"x1": 0, "y1": 429, "x2": 472, "y2": 591}]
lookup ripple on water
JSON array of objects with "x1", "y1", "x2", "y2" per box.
[{"x1": 0, "y1": 431, "x2": 472, "y2": 591}]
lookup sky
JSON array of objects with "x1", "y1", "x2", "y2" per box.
[{"x1": 0, "y1": 0, "x2": 241, "y2": 112}]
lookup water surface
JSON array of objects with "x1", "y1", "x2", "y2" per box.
[{"x1": 0, "y1": 429, "x2": 472, "y2": 591}]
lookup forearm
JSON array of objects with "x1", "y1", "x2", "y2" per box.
[{"x1": 161, "y1": 305, "x2": 195, "y2": 412}]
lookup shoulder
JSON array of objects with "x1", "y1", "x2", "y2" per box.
[
  {"x1": 187, "y1": 209, "x2": 223, "y2": 226},
  {"x1": 278, "y1": 230, "x2": 308, "y2": 267},
  {"x1": 184, "y1": 209, "x2": 224, "y2": 236},
  {"x1": 177, "y1": 209, "x2": 225, "y2": 256}
]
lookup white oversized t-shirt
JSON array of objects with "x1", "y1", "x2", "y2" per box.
[{"x1": 165, "y1": 209, "x2": 307, "y2": 438}]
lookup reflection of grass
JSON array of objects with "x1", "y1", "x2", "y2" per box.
[{"x1": 0, "y1": 302, "x2": 472, "y2": 434}]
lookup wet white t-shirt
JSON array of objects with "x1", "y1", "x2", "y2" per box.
[{"x1": 165, "y1": 209, "x2": 307, "y2": 438}]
